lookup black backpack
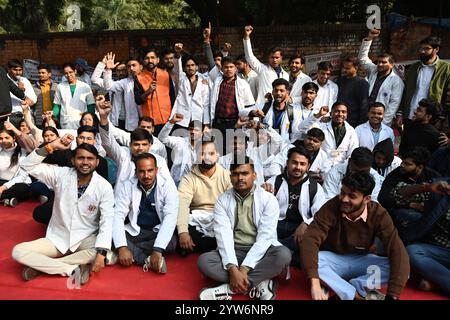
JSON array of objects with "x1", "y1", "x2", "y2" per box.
[
  {"x1": 262, "y1": 101, "x2": 295, "y2": 135},
  {"x1": 273, "y1": 173, "x2": 318, "y2": 211}
]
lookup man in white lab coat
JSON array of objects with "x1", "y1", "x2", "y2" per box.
[
  {"x1": 288, "y1": 53, "x2": 312, "y2": 104},
  {"x1": 322, "y1": 147, "x2": 384, "y2": 202},
  {"x1": 112, "y1": 153, "x2": 178, "y2": 274},
  {"x1": 358, "y1": 29, "x2": 404, "y2": 126},
  {"x1": 243, "y1": 25, "x2": 289, "y2": 104},
  {"x1": 13, "y1": 137, "x2": 114, "y2": 285},
  {"x1": 198, "y1": 161, "x2": 291, "y2": 300},
  {"x1": 297, "y1": 102, "x2": 359, "y2": 168},
  {"x1": 355, "y1": 102, "x2": 395, "y2": 151}
]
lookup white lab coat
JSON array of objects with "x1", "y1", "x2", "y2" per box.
[
  {"x1": 208, "y1": 67, "x2": 255, "y2": 122},
  {"x1": 113, "y1": 173, "x2": 178, "y2": 250},
  {"x1": 297, "y1": 114, "x2": 359, "y2": 167},
  {"x1": 109, "y1": 124, "x2": 167, "y2": 160},
  {"x1": 54, "y1": 80, "x2": 95, "y2": 129},
  {"x1": 158, "y1": 122, "x2": 197, "y2": 185},
  {"x1": 355, "y1": 121, "x2": 395, "y2": 151},
  {"x1": 99, "y1": 124, "x2": 171, "y2": 189},
  {"x1": 266, "y1": 175, "x2": 326, "y2": 224},
  {"x1": 290, "y1": 72, "x2": 313, "y2": 104},
  {"x1": 358, "y1": 39, "x2": 405, "y2": 125},
  {"x1": 258, "y1": 101, "x2": 302, "y2": 142},
  {"x1": 313, "y1": 79, "x2": 338, "y2": 109},
  {"x1": 214, "y1": 185, "x2": 282, "y2": 269},
  {"x1": 170, "y1": 73, "x2": 210, "y2": 127},
  {"x1": 0, "y1": 147, "x2": 31, "y2": 188},
  {"x1": 243, "y1": 39, "x2": 290, "y2": 104},
  {"x1": 8, "y1": 75, "x2": 37, "y2": 113},
  {"x1": 20, "y1": 151, "x2": 114, "y2": 254},
  {"x1": 237, "y1": 70, "x2": 259, "y2": 100},
  {"x1": 94, "y1": 62, "x2": 141, "y2": 131},
  {"x1": 322, "y1": 160, "x2": 384, "y2": 202}
]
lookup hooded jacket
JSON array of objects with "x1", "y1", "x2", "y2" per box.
[{"x1": 372, "y1": 138, "x2": 402, "y2": 177}]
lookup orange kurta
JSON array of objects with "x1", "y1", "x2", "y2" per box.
[{"x1": 136, "y1": 68, "x2": 172, "y2": 125}]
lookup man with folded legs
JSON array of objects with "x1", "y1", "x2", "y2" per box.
[{"x1": 198, "y1": 160, "x2": 291, "y2": 300}]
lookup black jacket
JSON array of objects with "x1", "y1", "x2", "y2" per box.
[
  {"x1": 372, "y1": 138, "x2": 395, "y2": 176},
  {"x1": 0, "y1": 67, "x2": 26, "y2": 116}
]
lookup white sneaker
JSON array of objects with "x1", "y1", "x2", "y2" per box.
[
  {"x1": 38, "y1": 195, "x2": 48, "y2": 204},
  {"x1": 143, "y1": 255, "x2": 167, "y2": 273},
  {"x1": 3, "y1": 198, "x2": 17, "y2": 208},
  {"x1": 249, "y1": 280, "x2": 277, "y2": 300},
  {"x1": 199, "y1": 284, "x2": 233, "y2": 300}
]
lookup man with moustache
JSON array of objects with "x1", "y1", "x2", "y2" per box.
[
  {"x1": 177, "y1": 140, "x2": 232, "y2": 256},
  {"x1": 134, "y1": 49, "x2": 175, "y2": 135},
  {"x1": 313, "y1": 61, "x2": 338, "y2": 110},
  {"x1": 379, "y1": 146, "x2": 441, "y2": 229},
  {"x1": 260, "y1": 78, "x2": 300, "y2": 141},
  {"x1": 235, "y1": 54, "x2": 258, "y2": 101},
  {"x1": 33, "y1": 64, "x2": 58, "y2": 128},
  {"x1": 396, "y1": 36, "x2": 450, "y2": 127},
  {"x1": 302, "y1": 171, "x2": 409, "y2": 300},
  {"x1": 262, "y1": 147, "x2": 326, "y2": 267},
  {"x1": 297, "y1": 102, "x2": 359, "y2": 167},
  {"x1": 355, "y1": 102, "x2": 395, "y2": 151}
]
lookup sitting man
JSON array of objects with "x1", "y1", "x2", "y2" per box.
[
  {"x1": 198, "y1": 160, "x2": 291, "y2": 300},
  {"x1": 301, "y1": 171, "x2": 410, "y2": 300},
  {"x1": 264, "y1": 128, "x2": 330, "y2": 182},
  {"x1": 322, "y1": 147, "x2": 384, "y2": 202},
  {"x1": 262, "y1": 147, "x2": 326, "y2": 267},
  {"x1": 396, "y1": 179, "x2": 450, "y2": 296},
  {"x1": 372, "y1": 138, "x2": 402, "y2": 178},
  {"x1": 177, "y1": 139, "x2": 232, "y2": 255},
  {"x1": 112, "y1": 153, "x2": 178, "y2": 273},
  {"x1": 378, "y1": 146, "x2": 441, "y2": 227},
  {"x1": 13, "y1": 135, "x2": 114, "y2": 285}
]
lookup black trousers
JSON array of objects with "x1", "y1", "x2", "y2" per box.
[
  {"x1": 33, "y1": 195, "x2": 54, "y2": 225},
  {"x1": 0, "y1": 179, "x2": 30, "y2": 202},
  {"x1": 178, "y1": 225, "x2": 217, "y2": 256}
]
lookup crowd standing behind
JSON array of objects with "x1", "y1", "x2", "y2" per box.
[{"x1": 0, "y1": 25, "x2": 449, "y2": 300}]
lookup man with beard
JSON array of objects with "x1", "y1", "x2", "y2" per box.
[
  {"x1": 396, "y1": 36, "x2": 450, "y2": 127},
  {"x1": 161, "y1": 44, "x2": 183, "y2": 96},
  {"x1": 294, "y1": 82, "x2": 321, "y2": 138},
  {"x1": 158, "y1": 114, "x2": 204, "y2": 186},
  {"x1": 177, "y1": 140, "x2": 232, "y2": 256},
  {"x1": 112, "y1": 153, "x2": 178, "y2": 274},
  {"x1": 262, "y1": 147, "x2": 326, "y2": 267},
  {"x1": 235, "y1": 55, "x2": 258, "y2": 101},
  {"x1": 358, "y1": 29, "x2": 404, "y2": 126},
  {"x1": 379, "y1": 146, "x2": 441, "y2": 226},
  {"x1": 14, "y1": 137, "x2": 114, "y2": 285},
  {"x1": 288, "y1": 53, "x2": 312, "y2": 104},
  {"x1": 301, "y1": 171, "x2": 409, "y2": 300},
  {"x1": 399, "y1": 98, "x2": 443, "y2": 156},
  {"x1": 260, "y1": 78, "x2": 300, "y2": 142},
  {"x1": 297, "y1": 102, "x2": 359, "y2": 168},
  {"x1": 134, "y1": 49, "x2": 175, "y2": 135},
  {"x1": 355, "y1": 102, "x2": 395, "y2": 151},
  {"x1": 243, "y1": 25, "x2": 289, "y2": 104},
  {"x1": 169, "y1": 55, "x2": 210, "y2": 128}
]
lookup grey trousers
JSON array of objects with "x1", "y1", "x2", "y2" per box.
[
  {"x1": 197, "y1": 245, "x2": 292, "y2": 287},
  {"x1": 126, "y1": 229, "x2": 178, "y2": 265}
]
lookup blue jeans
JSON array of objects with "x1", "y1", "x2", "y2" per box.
[
  {"x1": 407, "y1": 243, "x2": 450, "y2": 296},
  {"x1": 277, "y1": 220, "x2": 301, "y2": 266},
  {"x1": 318, "y1": 251, "x2": 390, "y2": 300},
  {"x1": 30, "y1": 181, "x2": 52, "y2": 199},
  {"x1": 392, "y1": 208, "x2": 423, "y2": 227}
]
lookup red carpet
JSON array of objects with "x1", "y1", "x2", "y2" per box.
[{"x1": 0, "y1": 201, "x2": 448, "y2": 300}]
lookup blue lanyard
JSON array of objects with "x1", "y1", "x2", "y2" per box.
[{"x1": 272, "y1": 110, "x2": 285, "y2": 129}]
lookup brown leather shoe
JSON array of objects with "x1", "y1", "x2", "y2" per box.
[{"x1": 22, "y1": 267, "x2": 43, "y2": 281}]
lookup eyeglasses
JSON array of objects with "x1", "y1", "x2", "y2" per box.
[{"x1": 418, "y1": 47, "x2": 434, "y2": 53}]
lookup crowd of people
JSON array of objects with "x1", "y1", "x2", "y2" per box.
[{"x1": 1, "y1": 25, "x2": 450, "y2": 300}]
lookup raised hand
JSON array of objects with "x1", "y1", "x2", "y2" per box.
[
  {"x1": 170, "y1": 113, "x2": 184, "y2": 124},
  {"x1": 243, "y1": 25, "x2": 253, "y2": 40},
  {"x1": 105, "y1": 52, "x2": 120, "y2": 70},
  {"x1": 174, "y1": 43, "x2": 184, "y2": 54},
  {"x1": 203, "y1": 22, "x2": 212, "y2": 42},
  {"x1": 314, "y1": 106, "x2": 329, "y2": 119},
  {"x1": 223, "y1": 42, "x2": 232, "y2": 52},
  {"x1": 367, "y1": 28, "x2": 381, "y2": 40},
  {"x1": 95, "y1": 95, "x2": 112, "y2": 119},
  {"x1": 17, "y1": 80, "x2": 25, "y2": 91},
  {"x1": 51, "y1": 134, "x2": 74, "y2": 151}
]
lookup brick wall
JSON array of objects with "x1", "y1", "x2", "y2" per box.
[{"x1": 0, "y1": 23, "x2": 448, "y2": 69}]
